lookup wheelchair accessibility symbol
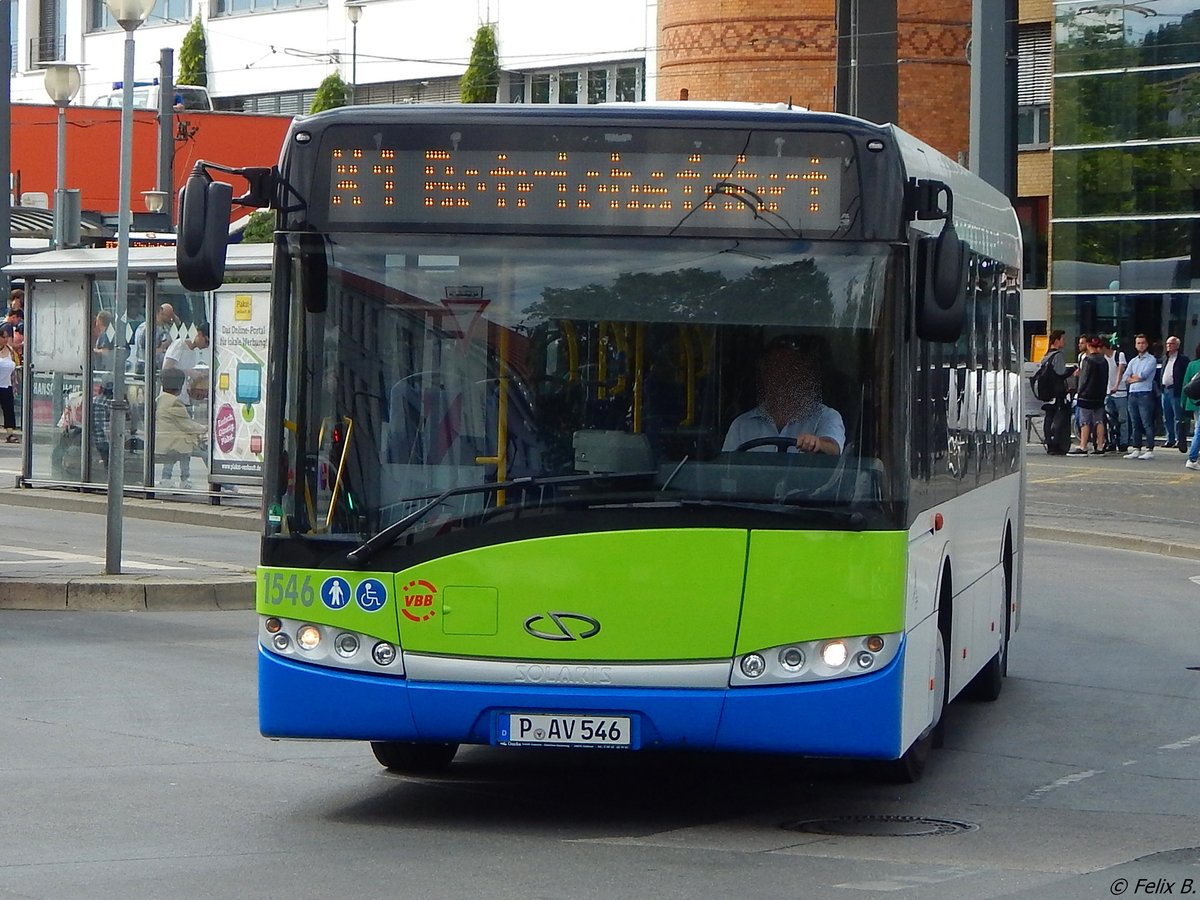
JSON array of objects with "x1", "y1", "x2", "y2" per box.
[{"x1": 355, "y1": 578, "x2": 388, "y2": 612}]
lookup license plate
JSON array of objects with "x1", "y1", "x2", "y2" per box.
[{"x1": 499, "y1": 713, "x2": 632, "y2": 748}]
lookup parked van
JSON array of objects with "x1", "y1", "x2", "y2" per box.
[{"x1": 92, "y1": 81, "x2": 213, "y2": 111}]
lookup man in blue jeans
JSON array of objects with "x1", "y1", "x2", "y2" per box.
[
  {"x1": 1160, "y1": 335, "x2": 1190, "y2": 449},
  {"x1": 1124, "y1": 333, "x2": 1158, "y2": 460}
]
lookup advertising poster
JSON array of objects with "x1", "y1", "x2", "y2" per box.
[{"x1": 210, "y1": 287, "x2": 270, "y2": 481}]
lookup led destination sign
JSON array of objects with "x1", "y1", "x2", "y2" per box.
[{"x1": 321, "y1": 129, "x2": 856, "y2": 235}]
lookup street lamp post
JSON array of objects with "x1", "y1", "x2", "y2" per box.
[
  {"x1": 43, "y1": 62, "x2": 81, "y2": 251},
  {"x1": 103, "y1": 0, "x2": 156, "y2": 575},
  {"x1": 346, "y1": 2, "x2": 364, "y2": 105}
]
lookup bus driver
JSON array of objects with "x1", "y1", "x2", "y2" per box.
[{"x1": 722, "y1": 336, "x2": 845, "y2": 456}]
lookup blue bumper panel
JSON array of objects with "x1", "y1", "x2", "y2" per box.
[
  {"x1": 259, "y1": 648, "x2": 419, "y2": 739},
  {"x1": 714, "y1": 656, "x2": 904, "y2": 758},
  {"x1": 260, "y1": 644, "x2": 904, "y2": 757}
]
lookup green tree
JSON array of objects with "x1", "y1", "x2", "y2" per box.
[
  {"x1": 178, "y1": 17, "x2": 207, "y2": 86},
  {"x1": 241, "y1": 210, "x2": 274, "y2": 244},
  {"x1": 460, "y1": 23, "x2": 499, "y2": 103},
  {"x1": 310, "y1": 71, "x2": 348, "y2": 114}
]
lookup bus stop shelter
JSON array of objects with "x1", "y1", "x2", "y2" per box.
[{"x1": 4, "y1": 244, "x2": 271, "y2": 498}]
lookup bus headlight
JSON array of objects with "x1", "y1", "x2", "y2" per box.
[
  {"x1": 820, "y1": 640, "x2": 848, "y2": 668},
  {"x1": 296, "y1": 624, "x2": 321, "y2": 651},
  {"x1": 740, "y1": 653, "x2": 766, "y2": 678},
  {"x1": 372, "y1": 642, "x2": 397, "y2": 666},
  {"x1": 730, "y1": 632, "x2": 903, "y2": 686},
  {"x1": 259, "y1": 618, "x2": 404, "y2": 676},
  {"x1": 779, "y1": 647, "x2": 805, "y2": 671}
]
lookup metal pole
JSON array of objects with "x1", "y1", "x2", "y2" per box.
[
  {"x1": 106, "y1": 25, "x2": 137, "y2": 574},
  {"x1": 351, "y1": 21, "x2": 358, "y2": 105},
  {"x1": 54, "y1": 105, "x2": 66, "y2": 250},
  {"x1": 157, "y1": 48, "x2": 175, "y2": 231}
]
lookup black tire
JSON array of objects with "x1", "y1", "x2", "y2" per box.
[{"x1": 370, "y1": 741, "x2": 459, "y2": 773}]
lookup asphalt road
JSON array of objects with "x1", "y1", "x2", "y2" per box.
[{"x1": 1, "y1": 539, "x2": 1198, "y2": 900}]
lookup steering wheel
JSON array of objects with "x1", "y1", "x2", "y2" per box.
[{"x1": 735, "y1": 436, "x2": 798, "y2": 453}]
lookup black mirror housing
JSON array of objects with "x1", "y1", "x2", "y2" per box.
[
  {"x1": 915, "y1": 224, "x2": 968, "y2": 343},
  {"x1": 176, "y1": 174, "x2": 234, "y2": 292}
]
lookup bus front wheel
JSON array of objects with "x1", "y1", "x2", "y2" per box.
[
  {"x1": 881, "y1": 628, "x2": 946, "y2": 784},
  {"x1": 371, "y1": 741, "x2": 459, "y2": 773}
]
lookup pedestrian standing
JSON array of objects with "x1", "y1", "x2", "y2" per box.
[
  {"x1": 0, "y1": 326, "x2": 19, "y2": 442},
  {"x1": 1069, "y1": 336, "x2": 1108, "y2": 455},
  {"x1": 1039, "y1": 330, "x2": 1070, "y2": 455},
  {"x1": 1159, "y1": 335, "x2": 1189, "y2": 449},
  {"x1": 1124, "y1": 333, "x2": 1158, "y2": 460},
  {"x1": 1182, "y1": 345, "x2": 1200, "y2": 471},
  {"x1": 1103, "y1": 335, "x2": 1128, "y2": 452}
]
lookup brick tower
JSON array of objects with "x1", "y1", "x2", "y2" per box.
[{"x1": 657, "y1": 0, "x2": 972, "y2": 161}]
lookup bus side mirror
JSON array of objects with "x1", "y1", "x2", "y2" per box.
[
  {"x1": 176, "y1": 172, "x2": 233, "y2": 292},
  {"x1": 915, "y1": 223, "x2": 968, "y2": 342}
]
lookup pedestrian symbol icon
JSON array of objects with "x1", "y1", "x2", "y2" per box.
[
  {"x1": 321, "y1": 576, "x2": 351, "y2": 610},
  {"x1": 355, "y1": 578, "x2": 388, "y2": 612}
]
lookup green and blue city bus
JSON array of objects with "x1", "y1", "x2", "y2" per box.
[{"x1": 178, "y1": 102, "x2": 1024, "y2": 780}]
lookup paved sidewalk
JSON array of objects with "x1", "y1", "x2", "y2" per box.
[
  {"x1": 0, "y1": 485, "x2": 259, "y2": 611},
  {"x1": 1024, "y1": 438, "x2": 1200, "y2": 560}
]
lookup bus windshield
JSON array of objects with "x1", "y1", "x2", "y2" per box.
[{"x1": 271, "y1": 234, "x2": 902, "y2": 544}]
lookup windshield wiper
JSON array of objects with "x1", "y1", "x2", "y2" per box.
[{"x1": 346, "y1": 470, "x2": 655, "y2": 566}]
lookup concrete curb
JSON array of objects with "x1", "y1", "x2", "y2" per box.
[
  {"x1": 0, "y1": 575, "x2": 255, "y2": 611},
  {"x1": 0, "y1": 485, "x2": 260, "y2": 611},
  {"x1": 1025, "y1": 525, "x2": 1200, "y2": 562}
]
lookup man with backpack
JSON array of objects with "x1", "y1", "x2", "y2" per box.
[{"x1": 1034, "y1": 330, "x2": 1070, "y2": 455}]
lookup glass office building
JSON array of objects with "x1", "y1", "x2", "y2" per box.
[{"x1": 1053, "y1": 1, "x2": 1200, "y2": 355}]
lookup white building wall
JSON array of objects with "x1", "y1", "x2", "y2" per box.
[{"x1": 10, "y1": 0, "x2": 655, "y2": 106}]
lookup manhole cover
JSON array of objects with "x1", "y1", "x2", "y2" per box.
[{"x1": 783, "y1": 815, "x2": 979, "y2": 837}]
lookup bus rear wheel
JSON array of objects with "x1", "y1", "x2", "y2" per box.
[{"x1": 371, "y1": 741, "x2": 459, "y2": 773}]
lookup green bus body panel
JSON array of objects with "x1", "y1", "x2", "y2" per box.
[
  {"x1": 736, "y1": 530, "x2": 907, "y2": 654},
  {"x1": 395, "y1": 530, "x2": 748, "y2": 660},
  {"x1": 257, "y1": 568, "x2": 401, "y2": 643},
  {"x1": 256, "y1": 529, "x2": 908, "y2": 661}
]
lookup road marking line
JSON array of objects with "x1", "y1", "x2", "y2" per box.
[
  {"x1": 1024, "y1": 769, "x2": 1102, "y2": 801},
  {"x1": 1159, "y1": 734, "x2": 1200, "y2": 751},
  {"x1": 0, "y1": 548, "x2": 186, "y2": 570}
]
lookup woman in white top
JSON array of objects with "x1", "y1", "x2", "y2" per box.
[{"x1": 0, "y1": 326, "x2": 19, "y2": 442}]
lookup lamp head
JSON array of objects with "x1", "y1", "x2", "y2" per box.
[
  {"x1": 346, "y1": 2, "x2": 364, "y2": 24},
  {"x1": 43, "y1": 62, "x2": 82, "y2": 106},
  {"x1": 103, "y1": 0, "x2": 156, "y2": 29},
  {"x1": 142, "y1": 190, "x2": 168, "y2": 214}
]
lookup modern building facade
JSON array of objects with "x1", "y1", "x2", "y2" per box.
[{"x1": 1050, "y1": 0, "x2": 1200, "y2": 358}]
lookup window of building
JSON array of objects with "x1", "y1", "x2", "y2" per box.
[
  {"x1": 1015, "y1": 196, "x2": 1048, "y2": 289},
  {"x1": 35, "y1": 0, "x2": 64, "y2": 62},
  {"x1": 530, "y1": 72, "x2": 551, "y2": 104},
  {"x1": 587, "y1": 68, "x2": 608, "y2": 105},
  {"x1": 1018, "y1": 22, "x2": 1051, "y2": 149},
  {"x1": 10, "y1": 0, "x2": 18, "y2": 74},
  {"x1": 210, "y1": 0, "x2": 323, "y2": 17},
  {"x1": 90, "y1": 0, "x2": 191, "y2": 31},
  {"x1": 510, "y1": 62, "x2": 643, "y2": 106}
]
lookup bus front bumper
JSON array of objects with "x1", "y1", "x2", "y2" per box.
[{"x1": 259, "y1": 645, "x2": 905, "y2": 759}]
